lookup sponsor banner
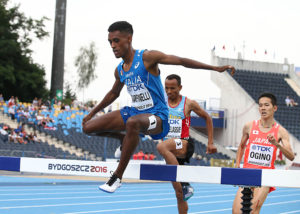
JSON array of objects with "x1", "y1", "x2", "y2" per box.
[
  {"x1": 20, "y1": 157, "x2": 140, "y2": 179},
  {"x1": 191, "y1": 110, "x2": 224, "y2": 118}
]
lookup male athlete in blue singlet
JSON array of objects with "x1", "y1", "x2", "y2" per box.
[
  {"x1": 157, "y1": 74, "x2": 217, "y2": 214},
  {"x1": 82, "y1": 21, "x2": 235, "y2": 193}
]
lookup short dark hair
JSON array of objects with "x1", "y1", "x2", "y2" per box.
[
  {"x1": 108, "y1": 21, "x2": 133, "y2": 35},
  {"x1": 258, "y1": 92, "x2": 277, "y2": 106},
  {"x1": 166, "y1": 74, "x2": 181, "y2": 86}
]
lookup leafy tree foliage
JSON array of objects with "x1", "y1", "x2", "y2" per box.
[
  {"x1": 63, "y1": 82, "x2": 76, "y2": 106},
  {"x1": 0, "y1": 0, "x2": 49, "y2": 101},
  {"x1": 75, "y1": 41, "x2": 98, "y2": 90}
]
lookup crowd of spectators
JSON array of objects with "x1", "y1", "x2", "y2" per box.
[
  {"x1": 0, "y1": 123, "x2": 41, "y2": 144},
  {"x1": 0, "y1": 93, "x2": 161, "y2": 160},
  {"x1": 133, "y1": 149, "x2": 156, "y2": 160},
  {"x1": 0, "y1": 94, "x2": 93, "y2": 129}
]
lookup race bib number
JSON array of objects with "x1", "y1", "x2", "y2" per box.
[
  {"x1": 247, "y1": 144, "x2": 274, "y2": 167},
  {"x1": 165, "y1": 119, "x2": 182, "y2": 139},
  {"x1": 127, "y1": 83, "x2": 154, "y2": 110}
]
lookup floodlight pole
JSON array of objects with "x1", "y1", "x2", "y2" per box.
[{"x1": 50, "y1": 0, "x2": 67, "y2": 98}]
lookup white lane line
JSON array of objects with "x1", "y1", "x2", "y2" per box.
[
  {"x1": 0, "y1": 192, "x2": 174, "y2": 202},
  {"x1": 0, "y1": 197, "x2": 178, "y2": 209},
  {"x1": 63, "y1": 200, "x2": 233, "y2": 214},
  {"x1": 186, "y1": 198, "x2": 300, "y2": 214},
  {"x1": 0, "y1": 193, "x2": 235, "y2": 202},
  {"x1": 0, "y1": 188, "x2": 235, "y2": 196},
  {"x1": 0, "y1": 185, "x2": 233, "y2": 192},
  {"x1": 189, "y1": 208, "x2": 232, "y2": 213},
  {"x1": 264, "y1": 199, "x2": 300, "y2": 206},
  {"x1": 280, "y1": 210, "x2": 300, "y2": 214},
  {"x1": 63, "y1": 204, "x2": 177, "y2": 214},
  {"x1": 0, "y1": 188, "x2": 173, "y2": 196}
]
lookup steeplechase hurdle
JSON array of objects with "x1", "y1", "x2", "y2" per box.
[{"x1": 1, "y1": 156, "x2": 300, "y2": 213}]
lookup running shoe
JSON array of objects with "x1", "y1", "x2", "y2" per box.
[
  {"x1": 182, "y1": 184, "x2": 194, "y2": 201},
  {"x1": 99, "y1": 174, "x2": 121, "y2": 193}
]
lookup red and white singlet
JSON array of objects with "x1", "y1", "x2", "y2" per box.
[
  {"x1": 164, "y1": 96, "x2": 190, "y2": 140},
  {"x1": 243, "y1": 120, "x2": 280, "y2": 169}
]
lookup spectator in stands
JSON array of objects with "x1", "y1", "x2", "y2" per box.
[
  {"x1": 64, "y1": 103, "x2": 71, "y2": 111},
  {"x1": 136, "y1": 149, "x2": 144, "y2": 160},
  {"x1": 8, "y1": 129, "x2": 17, "y2": 143},
  {"x1": 285, "y1": 96, "x2": 298, "y2": 107},
  {"x1": 132, "y1": 153, "x2": 138, "y2": 160},
  {"x1": 23, "y1": 108, "x2": 30, "y2": 119},
  {"x1": 16, "y1": 107, "x2": 25, "y2": 123},
  {"x1": 32, "y1": 97, "x2": 39, "y2": 107},
  {"x1": 232, "y1": 93, "x2": 295, "y2": 214},
  {"x1": 0, "y1": 125, "x2": 8, "y2": 135},
  {"x1": 15, "y1": 96, "x2": 19, "y2": 105},
  {"x1": 144, "y1": 152, "x2": 149, "y2": 160},
  {"x1": 82, "y1": 21, "x2": 235, "y2": 194},
  {"x1": 51, "y1": 96, "x2": 58, "y2": 107},
  {"x1": 8, "y1": 103, "x2": 15, "y2": 120},
  {"x1": 290, "y1": 97, "x2": 298, "y2": 106},
  {"x1": 285, "y1": 96, "x2": 292, "y2": 106},
  {"x1": 8, "y1": 96, "x2": 15, "y2": 107},
  {"x1": 157, "y1": 74, "x2": 217, "y2": 214},
  {"x1": 38, "y1": 98, "x2": 43, "y2": 107},
  {"x1": 0, "y1": 93, "x2": 4, "y2": 105},
  {"x1": 28, "y1": 131, "x2": 40, "y2": 143},
  {"x1": 149, "y1": 152, "x2": 156, "y2": 160},
  {"x1": 61, "y1": 104, "x2": 65, "y2": 111}
]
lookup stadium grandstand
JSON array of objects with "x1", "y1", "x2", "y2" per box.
[{"x1": 211, "y1": 51, "x2": 300, "y2": 167}]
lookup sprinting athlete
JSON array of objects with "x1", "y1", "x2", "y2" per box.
[
  {"x1": 82, "y1": 21, "x2": 235, "y2": 193},
  {"x1": 157, "y1": 74, "x2": 217, "y2": 214},
  {"x1": 232, "y1": 92, "x2": 294, "y2": 214}
]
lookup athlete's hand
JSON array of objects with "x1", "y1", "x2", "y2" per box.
[
  {"x1": 215, "y1": 65, "x2": 235, "y2": 76},
  {"x1": 206, "y1": 144, "x2": 217, "y2": 154},
  {"x1": 267, "y1": 133, "x2": 280, "y2": 148},
  {"x1": 234, "y1": 163, "x2": 240, "y2": 168},
  {"x1": 82, "y1": 113, "x2": 93, "y2": 126}
]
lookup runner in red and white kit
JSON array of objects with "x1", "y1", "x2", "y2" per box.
[
  {"x1": 232, "y1": 92, "x2": 295, "y2": 214},
  {"x1": 157, "y1": 74, "x2": 217, "y2": 214}
]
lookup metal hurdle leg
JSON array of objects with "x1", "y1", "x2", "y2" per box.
[{"x1": 241, "y1": 187, "x2": 253, "y2": 214}]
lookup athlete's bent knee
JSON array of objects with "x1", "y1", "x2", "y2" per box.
[
  {"x1": 125, "y1": 117, "x2": 140, "y2": 132},
  {"x1": 82, "y1": 123, "x2": 92, "y2": 134}
]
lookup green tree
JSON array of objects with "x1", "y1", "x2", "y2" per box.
[
  {"x1": 0, "y1": 0, "x2": 49, "y2": 101},
  {"x1": 63, "y1": 82, "x2": 76, "y2": 106},
  {"x1": 74, "y1": 41, "x2": 98, "y2": 101}
]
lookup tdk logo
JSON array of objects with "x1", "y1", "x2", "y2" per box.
[
  {"x1": 170, "y1": 120, "x2": 180, "y2": 124},
  {"x1": 252, "y1": 145, "x2": 271, "y2": 152},
  {"x1": 128, "y1": 84, "x2": 145, "y2": 91}
]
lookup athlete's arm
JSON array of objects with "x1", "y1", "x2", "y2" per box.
[
  {"x1": 267, "y1": 127, "x2": 295, "y2": 161},
  {"x1": 143, "y1": 50, "x2": 235, "y2": 75},
  {"x1": 188, "y1": 99, "x2": 216, "y2": 154},
  {"x1": 235, "y1": 122, "x2": 251, "y2": 168},
  {"x1": 82, "y1": 69, "x2": 124, "y2": 124}
]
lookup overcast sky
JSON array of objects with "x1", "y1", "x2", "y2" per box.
[{"x1": 10, "y1": 0, "x2": 300, "y2": 107}]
